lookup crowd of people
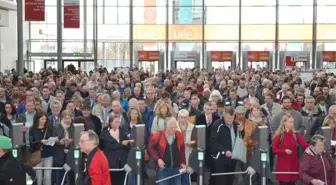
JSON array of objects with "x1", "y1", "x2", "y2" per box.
[{"x1": 0, "y1": 66, "x2": 335, "y2": 185}]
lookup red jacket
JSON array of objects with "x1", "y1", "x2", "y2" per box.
[
  {"x1": 88, "y1": 148, "x2": 111, "y2": 185},
  {"x1": 272, "y1": 131, "x2": 309, "y2": 182},
  {"x1": 299, "y1": 146, "x2": 335, "y2": 185},
  {"x1": 148, "y1": 130, "x2": 186, "y2": 170}
]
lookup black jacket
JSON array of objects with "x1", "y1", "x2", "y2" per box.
[
  {"x1": 210, "y1": 119, "x2": 244, "y2": 165},
  {"x1": 99, "y1": 127, "x2": 130, "y2": 169},
  {"x1": 89, "y1": 115, "x2": 102, "y2": 136},
  {"x1": 192, "y1": 113, "x2": 220, "y2": 167},
  {"x1": 0, "y1": 152, "x2": 36, "y2": 185}
]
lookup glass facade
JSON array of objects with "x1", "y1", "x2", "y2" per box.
[{"x1": 27, "y1": 0, "x2": 336, "y2": 72}]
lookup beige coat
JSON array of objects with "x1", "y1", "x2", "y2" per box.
[{"x1": 177, "y1": 122, "x2": 194, "y2": 165}]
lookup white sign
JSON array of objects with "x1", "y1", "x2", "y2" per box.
[
  {"x1": 285, "y1": 51, "x2": 309, "y2": 62},
  {"x1": 174, "y1": 51, "x2": 198, "y2": 60}
]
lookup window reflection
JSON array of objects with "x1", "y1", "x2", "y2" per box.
[
  {"x1": 241, "y1": 7, "x2": 276, "y2": 24},
  {"x1": 279, "y1": 6, "x2": 313, "y2": 24},
  {"x1": 206, "y1": 7, "x2": 239, "y2": 24},
  {"x1": 317, "y1": 6, "x2": 336, "y2": 23}
]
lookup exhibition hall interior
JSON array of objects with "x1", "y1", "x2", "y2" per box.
[{"x1": 0, "y1": 0, "x2": 335, "y2": 73}]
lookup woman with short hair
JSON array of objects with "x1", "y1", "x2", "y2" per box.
[{"x1": 299, "y1": 135, "x2": 335, "y2": 185}]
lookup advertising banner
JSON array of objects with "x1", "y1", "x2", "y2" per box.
[
  {"x1": 144, "y1": 0, "x2": 157, "y2": 48},
  {"x1": 285, "y1": 56, "x2": 296, "y2": 67},
  {"x1": 210, "y1": 51, "x2": 233, "y2": 61},
  {"x1": 322, "y1": 51, "x2": 336, "y2": 62},
  {"x1": 178, "y1": 0, "x2": 193, "y2": 49},
  {"x1": 247, "y1": 51, "x2": 270, "y2": 61},
  {"x1": 64, "y1": 0, "x2": 80, "y2": 28},
  {"x1": 138, "y1": 51, "x2": 160, "y2": 61},
  {"x1": 25, "y1": 0, "x2": 45, "y2": 21}
]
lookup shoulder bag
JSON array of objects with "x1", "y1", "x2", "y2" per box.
[
  {"x1": 231, "y1": 129, "x2": 247, "y2": 163},
  {"x1": 28, "y1": 127, "x2": 48, "y2": 167}
]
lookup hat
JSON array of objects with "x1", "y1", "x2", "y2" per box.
[
  {"x1": 235, "y1": 106, "x2": 246, "y2": 114},
  {"x1": 217, "y1": 100, "x2": 226, "y2": 108},
  {"x1": 181, "y1": 99, "x2": 190, "y2": 109},
  {"x1": 0, "y1": 136, "x2": 12, "y2": 150},
  {"x1": 177, "y1": 94, "x2": 185, "y2": 99},
  {"x1": 82, "y1": 103, "x2": 92, "y2": 110}
]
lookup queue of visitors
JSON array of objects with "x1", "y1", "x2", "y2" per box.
[{"x1": 0, "y1": 66, "x2": 335, "y2": 185}]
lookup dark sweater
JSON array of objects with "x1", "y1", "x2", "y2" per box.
[{"x1": 162, "y1": 138, "x2": 180, "y2": 168}]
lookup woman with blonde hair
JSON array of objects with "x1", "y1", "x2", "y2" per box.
[
  {"x1": 272, "y1": 114, "x2": 309, "y2": 185},
  {"x1": 321, "y1": 115, "x2": 336, "y2": 157},
  {"x1": 151, "y1": 101, "x2": 174, "y2": 134}
]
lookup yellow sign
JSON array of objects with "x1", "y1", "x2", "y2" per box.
[
  {"x1": 205, "y1": 25, "x2": 239, "y2": 41},
  {"x1": 133, "y1": 24, "x2": 166, "y2": 41},
  {"x1": 317, "y1": 24, "x2": 336, "y2": 41},
  {"x1": 133, "y1": 24, "x2": 336, "y2": 42},
  {"x1": 279, "y1": 24, "x2": 313, "y2": 41},
  {"x1": 242, "y1": 25, "x2": 275, "y2": 41}
]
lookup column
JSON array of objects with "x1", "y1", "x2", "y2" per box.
[
  {"x1": 57, "y1": 0, "x2": 63, "y2": 70},
  {"x1": 238, "y1": 0, "x2": 242, "y2": 70},
  {"x1": 275, "y1": 0, "x2": 279, "y2": 70},
  {"x1": 17, "y1": 0, "x2": 24, "y2": 74},
  {"x1": 129, "y1": 0, "x2": 134, "y2": 69},
  {"x1": 312, "y1": 0, "x2": 317, "y2": 69}
]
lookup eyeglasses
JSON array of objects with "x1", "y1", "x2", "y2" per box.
[{"x1": 79, "y1": 139, "x2": 91, "y2": 144}]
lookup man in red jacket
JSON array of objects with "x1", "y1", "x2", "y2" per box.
[
  {"x1": 148, "y1": 117, "x2": 186, "y2": 185},
  {"x1": 78, "y1": 130, "x2": 111, "y2": 185}
]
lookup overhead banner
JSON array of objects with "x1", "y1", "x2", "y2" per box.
[
  {"x1": 64, "y1": 0, "x2": 80, "y2": 28},
  {"x1": 25, "y1": 0, "x2": 45, "y2": 21},
  {"x1": 322, "y1": 51, "x2": 336, "y2": 62},
  {"x1": 138, "y1": 51, "x2": 160, "y2": 61},
  {"x1": 248, "y1": 51, "x2": 270, "y2": 61},
  {"x1": 210, "y1": 51, "x2": 233, "y2": 61}
]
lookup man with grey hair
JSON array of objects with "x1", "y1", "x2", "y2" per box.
[
  {"x1": 77, "y1": 130, "x2": 111, "y2": 185},
  {"x1": 148, "y1": 117, "x2": 186, "y2": 185}
]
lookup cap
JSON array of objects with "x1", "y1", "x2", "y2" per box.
[
  {"x1": 82, "y1": 103, "x2": 92, "y2": 110},
  {"x1": 0, "y1": 136, "x2": 12, "y2": 150},
  {"x1": 181, "y1": 99, "x2": 190, "y2": 109},
  {"x1": 235, "y1": 106, "x2": 246, "y2": 114},
  {"x1": 177, "y1": 94, "x2": 185, "y2": 99},
  {"x1": 217, "y1": 100, "x2": 226, "y2": 108}
]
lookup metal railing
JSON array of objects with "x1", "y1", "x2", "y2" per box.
[
  {"x1": 27, "y1": 167, "x2": 69, "y2": 185},
  {"x1": 109, "y1": 167, "x2": 130, "y2": 185},
  {"x1": 211, "y1": 167, "x2": 256, "y2": 185},
  {"x1": 272, "y1": 172, "x2": 299, "y2": 175},
  {"x1": 155, "y1": 169, "x2": 187, "y2": 184}
]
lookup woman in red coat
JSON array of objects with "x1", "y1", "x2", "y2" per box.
[
  {"x1": 299, "y1": 135, "x2": 335, "y2": 185},
  {"x1": 272, "y1": 115, "x2": 309, "y2": 185}
]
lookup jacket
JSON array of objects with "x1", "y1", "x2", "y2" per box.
[
  {"x1": 40, "y1": 95, "x2": 55, "y2": 113},
  {"x1": 148, "y1": 130, "x2": 186, "y2": 170},
  {"x1": 99, "y1": 127, "x2": 130, "y2": 169},
  {"x1": 272, "y1": 131, "x2": 309, "y2": 182},
  {"x1": 78, "y1": 147, "x2": 111, "y2": 185},
  {"x1": 210, "y1": 119, "x2": 244, "y2": 165},
  {"x1": 272, "y1": 110, "x2": 304, "y2": 135},
  {"x1": 299, "y1": 146, "x2": 335, "y2": 185},
  {"x1": 177, "y1": 123, "x2": 194, "y2": 165},
  {"x1": 242, "y1": 119, "x2": 256, "y2": 154},
  {"x1": 0, "y1": 152, "x2": 36, "y2": 185},
  {"x1": 261, "y1": 103, "x2": 283, "y2": 118}
]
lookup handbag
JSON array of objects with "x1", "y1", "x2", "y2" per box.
[
  {"x1": 28, "y1": 127, "x2": 48, "y2": 167},
  {"x1": 231, "y1": 130, "x2": 247, "y2": 163}
]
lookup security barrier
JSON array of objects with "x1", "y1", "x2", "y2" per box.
[
  {"x1": 211, "y1": 166, "x2": 256, "y2": 185},
  {"x1": 155, "y1": 169, "x2": 187, "y2": 184},
  {"x1": 109, "y1": 167, "x2": 130, "y2": 185},
  {"x1": 27, "y1": 167, "x2": 69, "y2": 185}
]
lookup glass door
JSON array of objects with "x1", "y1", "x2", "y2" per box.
[{"x1": 176, "y1": 61, "x2": 195, "y2": 69}]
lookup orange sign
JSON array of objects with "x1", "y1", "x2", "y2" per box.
[
  {"x1": 210, "y1": 51, "x2": 233, "y2": 61},
  {"x1": 169, "y1": 25, "x2": 202, "y2": 41},
  {"x1": 143, "y1": 0, "x2": 156, "y2": 48},
  {"x1": 322, "y1": 51, "x2": 336, "y2": 62},
  {"x1": 247, "y1": 51, "x2": 270, "y2": 61},
  {"x1": 133, "y1": 24, "x2": 336, "y2": 42},
  {"x1": 138, "y1": 51, "x2": 160, "y2": 61}
]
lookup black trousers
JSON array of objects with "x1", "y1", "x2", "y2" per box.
[
  {"x1": 214, "y1": 161, "x2": 236, "y2": 185},
  {"x1": 279, "y1": 182, "x2": 296, "y2": 185},
  {"x1": 111, "y1": 171, "x2": 126, "y2": 185}
]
